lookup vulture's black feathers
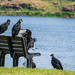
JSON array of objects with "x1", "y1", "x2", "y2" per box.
[
  {"x1": 32, "y1": 60, "x2": 36, "y2": 68},
  {"x1": 12, "y1": 18, "x2": 22, "y2": 38},
  {"x1": 0, "y1": 19, "x2": 11, "y2": 34},
  {"x1": 19, "y1": 29, "x2": 32, "y2": 37},
  {"x1": 19, "y1": 28, "x2": 32, "y2": 44},
  {"x1": 50, "y1": 54, "x2": 63, "y2": 70},
  {"x1": 19, "y1": 29, "x2": 37, "y2": 50}
]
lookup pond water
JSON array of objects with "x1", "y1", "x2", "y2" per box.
[{"x1": 0, "y1": 15, "x2": 75, "y2": 71}]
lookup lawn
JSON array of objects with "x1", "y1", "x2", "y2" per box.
[{"x1": 0, "y1": 67, "x2": 75, "y2": 75}]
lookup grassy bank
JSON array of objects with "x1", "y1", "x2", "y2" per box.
[
  {"x1": 0, "y1": 67, "x2": 75, "y2": 75},
  {"x1": 0, "y1": 0, "x2": 75, "y2": 18},
  {"x1": 0, "y1": 10, "x2": 74, "y2": 18}
]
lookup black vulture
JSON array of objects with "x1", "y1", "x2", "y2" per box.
[
  {"x1": 19, "y1": 29, "x2": 38, "y2": 50},
  {"x1": 19, "y1": 28, "x2": 32, "y2": 44},
  {"x1": 23, "y1": 61, "x2": 25, "y2": 67},
  {"x1": 32, "y1": 60, "x2": 36, "y2": 68},
  {"x1": 19, "y1": 29, "x2": 32, "y2": 38},
  {"x1": 50, "y1": 54, "x2": 63, "y2": 70},
  {"x1": 0, "y1": 19, "x2": 11, "y2": 35},
  {"x1": 22, "y1": 59, "x2": 36, "y2": 68},
  {"x1": 27, "y1": 38, "x2": 37, "y2": 50},
  {"x1": 12, "y1": 18, "x2": 23, "y2": 38}
]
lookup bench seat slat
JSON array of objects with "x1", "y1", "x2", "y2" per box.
[
  {"x1": 0, "y1": 47, "x2": 23, "y2": 51},
  {"x1": 13, "y1": 50, "x2": 24, "y2": 52},
  {"x1": 0, "y1": 44, "x2": 8, "y2": 47},
  {"x1": 12, "y1": 40, "x2": 21, "y2": 42},
  {"x1": 0, "y1": 36, "x2": 22, "y2": 41},
  {"x1": 0, "y1": 47, "x2": 23, "y2": 53},
  {"x1": 0, "y1": 47, "x2": 9, "y2": 49},
  {"x1": 0, "y1": 40, "x2": 7, "y2": 44},
  {"x1": 0, "y1": 36, "x2": 7, "y2": 40},
  {"x1": 11, "y1": 41, "x2": 22, "y2": 45},
  {"x1": 11, "y1": 37, "x2": 22, "y2": 41},
  {"x1": 12, "y1": 46, "x2": 23, "y2": 48},
  {"x1": 13, "y1": 48, "x2": 23, "y2": 50}
]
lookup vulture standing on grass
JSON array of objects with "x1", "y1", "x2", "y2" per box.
[
  {"x1": 0, "y1": 19, "x2": 11, "y2": 35},
  {"x1": 50, "y1": 54, "x2": 63, "y2": 70},
  {"x1": 12, "y1": 18, "x2": 23, "y2": 38},
  {"x1": 32, "y1": 60, "x2": 36, "y2": 68}
]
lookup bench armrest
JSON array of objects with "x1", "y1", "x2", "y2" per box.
[{"x1": 30, "y1": 53, "x2": 41, "y2": 57}]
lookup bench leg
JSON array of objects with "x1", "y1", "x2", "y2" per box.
[
  {"x1": 0, "y1": 55, "x2": 5, "y2": 67},
  {"x1": 13, "y1": 57, "x2": 19, "y2": 67},
  {"x1": 2, "y1": 55, "x2": 5, "y2": 66},
  {"x1": 0, "y1": 57, "x2": 2, "y2": 66},
  {"x1": 27, "y1": 58, "x2": 32, "y2": 68}
]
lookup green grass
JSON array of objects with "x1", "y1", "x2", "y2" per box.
[
  {"x1": 0, "y1": 10, "x2": 74, "y2": 18},
  {"x1": 0, "y1": 67, "x2": 75, "y2": 75}
]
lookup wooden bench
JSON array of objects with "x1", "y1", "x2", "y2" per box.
[{"x1": 0, "y1": 35, "x2": 41, "y2": 68}]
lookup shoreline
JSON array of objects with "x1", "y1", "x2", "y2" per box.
[{"x1": 0, "y1": 14, "x2": 75, "y2": 18}]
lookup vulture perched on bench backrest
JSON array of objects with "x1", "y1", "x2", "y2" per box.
[
  {"x1": 19, "y1": 29, "x2": 37, "y2": 50},
  {"x1": 0, "y1": 19, "x2": 11, "y2": 34},
  {"x1": 19, "y1": 28, "x2": 32, "y2": 43},
  {"x1": 12, "y1": 18, "x2": 23, "y2": 38},
  {"x1": 50, "y1": 54, "x2": 63, "y2": 70}
]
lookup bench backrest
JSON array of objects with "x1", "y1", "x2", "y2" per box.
[
  {"x1": 0, "y1": 35, "x2": 27, "y2": 58},
  {"x1": 0, "y1": 36, "x2": 10, "y2": 55}
]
